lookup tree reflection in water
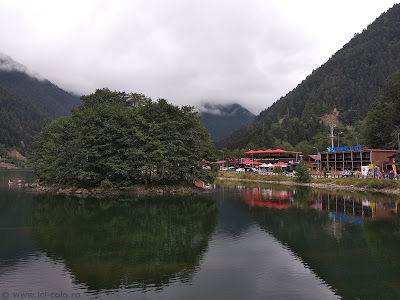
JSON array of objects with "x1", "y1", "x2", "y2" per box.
[{"x1": 30, "y1": 194, "x2": 218, "y2": 291}]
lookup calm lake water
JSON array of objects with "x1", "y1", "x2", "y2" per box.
[{"x1": 1, "y1": 171, "x2": 400, "y2": 300}]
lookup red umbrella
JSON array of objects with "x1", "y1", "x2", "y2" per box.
[
  {"x1": 253, "y1": 150, "x2": 265, "y2": 154},
  {"x1": 239, "y1": 161, "x2": 262, "y2": 165},
  {"x1": 244, "y1": 150, "x2": 257, "y2": 154},
  {"x1": 272, "y1": 149, "x2": 289, "y2": 153},
  {"x1": 260, "y1": 149, "x2": 274, "y2": 153}
]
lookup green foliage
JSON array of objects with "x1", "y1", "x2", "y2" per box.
[
  {"x1": 0, "y1": 83, "x2": 48, "y2": 147},
  {"x1": 273, "y1": 140, "x2": 294, "y2": 151},
  {"x1": 356, "y1": 181, "x2": 368, "y2": 188},
  {"x1": 30, "y1": 89, "x2": 217, "y2": 187},
  {"x1": 362, "y1": 71, "x2": 400, "y2": 149},
  {"x1": 367, "y1": 180, "x2": 384, "y2": 189},
  {"x1": 294, "y1": 141, "x2": 315, "y2": 156},
  {"x1": 295, "y1": 161, "x2": 311, "y2": 183},
  {"x1": 0, "y1": 144, "x2": 7, "y2": 157}
]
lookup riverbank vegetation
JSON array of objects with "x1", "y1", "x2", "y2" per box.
[
  {"x1": 0, "y1": 145, "x2": 28, "y2": 169},
  {"x1": 30, "y1": 89, "x2": 217, "y2": 188}
]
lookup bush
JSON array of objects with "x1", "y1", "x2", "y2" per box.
[
  {"x1": 356, "y1": 181, "x2": 368, "y2": 188},
  {"x1": 100, "y1": 179, "x2": 115, "y2": 189},
  {"x1": 367, "y1": 180, "x2": 384, "y2": 189},
  {"x1": 295, "y1": 161, "x2": 311, "y2": 183}
]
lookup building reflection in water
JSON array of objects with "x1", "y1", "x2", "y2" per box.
[
  {"x1": 239, "y1": 187, "x2": 296, "y2": 210},
  {"x1": 311, "y1": 192, "x2": 399, "y2": 223},
  {"x1": 235, "y1": 184, "x2": 399, "y2": 223}
]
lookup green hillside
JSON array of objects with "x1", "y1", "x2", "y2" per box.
[
  {"x1": 218, "y1": 4, "x2": 400, "y2": 152},
  {"x1": 197, "y1": 103, "x2": 255, "y2": 141},
  {"x1": 0, "y1": 54, "x2": 81, "y2": 119},
  {"x1": 0, "y1": 54, "x2": 82, "y2": 148},
  {"x1": 0, "y1": 83, "x2": 48, "y2": 147}
]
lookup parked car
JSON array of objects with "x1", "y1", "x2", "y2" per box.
[
  {"x1": 341, "y1": 170, "x2": 350, "y2": 177},
  {"x1": 245, "y1": 167, "x2": 258, "y2": 173},
  {"x1": 227, "y1": 166, "x2": 236, "y2": 171},
  {"x1": 236, "y1": 168, "x2": 245, "y2": 173}
]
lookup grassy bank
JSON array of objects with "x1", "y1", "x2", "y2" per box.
[{"x1": 217, "y1": 171, "x2": 400, "y2": 191}]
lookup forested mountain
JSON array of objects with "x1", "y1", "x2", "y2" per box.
[
  {"x1": 0, "y1": 53, "x2": 82, "y2": 148},
  {"x1": 0, "y1": 53, "x2": 81, "y2": 119},
  {"x1": 361, "y1": 71, "x2": 400, "y2": 150},
  {"x1": 0, "y1": 83, "x2": 48, "y2": 147},
  {"x1": 197, "y1": 103, "x2": 255, "y2": 141},
  {"x1": 218, "y1": 4, "x2": 400, "y2": 152}
]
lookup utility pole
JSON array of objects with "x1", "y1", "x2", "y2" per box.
[
  {"x1": 398, "y1": 132, "x2": 400, "y2": 149},
  {"x1": 220, "y1": 150, "x2": 224, "y2": 169},
  {"x1": 338, "y1": 132, "x2": 343, "y2": 147},
  {"x1": 329, "y1": 125, "x2": 335, "y2": 148}
]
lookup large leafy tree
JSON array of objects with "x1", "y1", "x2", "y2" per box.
[{"x1": 30, "y1": 89, "x2": 217, "y2": 187}]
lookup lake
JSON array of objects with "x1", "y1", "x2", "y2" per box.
[{"x1": 1, "y1": 170, "x2": 400, "y2": 299}]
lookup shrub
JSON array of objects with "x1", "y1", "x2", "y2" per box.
[
  {"x1": 356, "y1": 181, "x2": 368, "y2": 188},
  {"x1": 367, "y1": 180, "x2": 384, "y2": 189},
  {"x1": 295, "y1": 161, "x2": 311, "y2": 183},
  {"x1": 100, "y1": 179, "x2": 115, "y2": 189}
]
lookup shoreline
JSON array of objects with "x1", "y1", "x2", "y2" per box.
[
  {"x1": 25, "y1": 181, "x2": 205, "y2": 197},
  {"x1": 217, "y1": 177, "x2": 400, "y2": 195}
]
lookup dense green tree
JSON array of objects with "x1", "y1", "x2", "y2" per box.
[
  {"x1": 30, "y1": 89, "x2": 217, "y2": 187},
  {"x1": 362, "y1": 71, "x2": 400, "y2": 149},
  {"x1": 294, "y1": 141, "x2": 314, "y2": 156}
]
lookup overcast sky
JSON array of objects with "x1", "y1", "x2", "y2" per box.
[{"x1": 0, "y1": 0, "x2": 398, "y2": 114}]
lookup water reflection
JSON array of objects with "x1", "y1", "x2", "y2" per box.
[
  {"x1": 2, "y1": 170, "x2": 400, "y2": 299},
  {"x1": 311, "y1": 192, "x2": 399, "y2": 222},
  {"x1": 30, "y1": 194, "x2": 218, "y2": 292},
  {"x1": 221, "y1": 183, "x2": 400, "y2": 299}
]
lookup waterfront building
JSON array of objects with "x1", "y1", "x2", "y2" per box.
[
  {"x1": 244, "y1": 149, "x2": 302, "y2": 165},
  {"x1": 320, "y1": 146, "x2": 397, "y2": 172},
  {"x1": 303, "y1": 155, "x2": 321, "y2": 171}
]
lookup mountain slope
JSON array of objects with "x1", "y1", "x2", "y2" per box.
[
  {"x1": 197, "y1": 103, "x2": 255, "y2": 141},
  {"x1": 0, "y1": 53, "x2": 82, "y2": 147},
  {"x1": 0, "y1": 53, "x2": 81, "y2": 119},
  {"x1": 219, "y1": 4, "x2": 400, "y2": 150},
  {"x1": 0, "y1": 83, "x2": 48, "y2": 147}
]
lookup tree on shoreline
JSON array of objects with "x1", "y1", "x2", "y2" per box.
[
  {"x1": 30, "y1": 89, "x2": 217, "y2": 187},
  {"x1": 295, "y1": 161, "x2": 311, "y2": 183}
]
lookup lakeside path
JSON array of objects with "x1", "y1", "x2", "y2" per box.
[{"x1": 217, "y1": 176, "x2": 400, "y2": 196}]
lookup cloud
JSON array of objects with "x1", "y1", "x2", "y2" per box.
[
  {"x1": 0, "y1": 0, "x2": 397, "y2": 114},
  {"x1": 0, "y1": 53, "x2": 45, "y2": 81}
]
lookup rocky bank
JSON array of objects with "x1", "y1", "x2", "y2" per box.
[{"x1": 25, "y1": 181, "x2": 205, "y2": 197}]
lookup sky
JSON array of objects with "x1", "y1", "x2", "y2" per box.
[{"x1": 0, "y1": 0, "x2": 398, "y2": 115}]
